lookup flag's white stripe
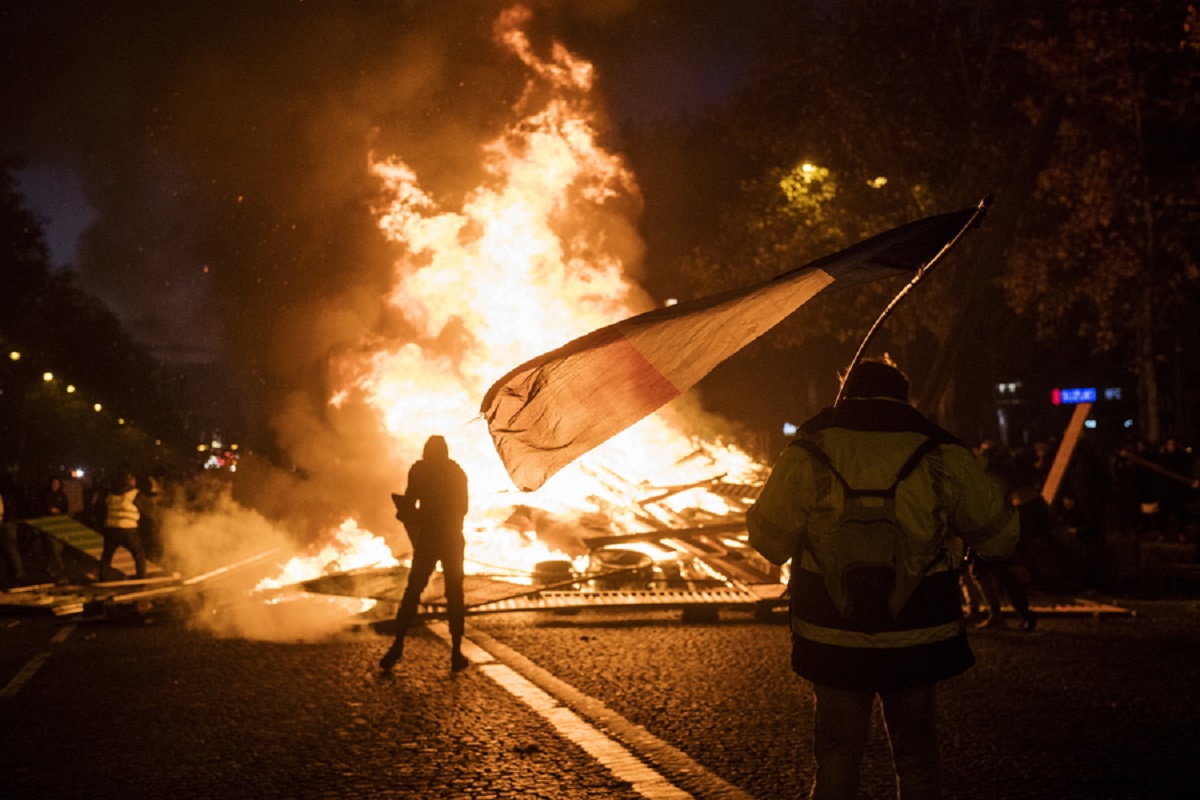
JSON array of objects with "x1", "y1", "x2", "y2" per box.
[{"x1": 615, "y1": 267, "x2": 834, "y2": 387}]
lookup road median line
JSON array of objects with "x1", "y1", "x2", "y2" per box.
[
  {"x1": 429, "y1": 621, "x2": 755, "y2": 800},
  {"x1": 1, "y1": 652, "x2": 51, "y2": 699}
]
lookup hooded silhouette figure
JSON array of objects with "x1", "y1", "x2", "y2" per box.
[{"x1": 381, "y1": 435, "x2": 469, "y2": 673}]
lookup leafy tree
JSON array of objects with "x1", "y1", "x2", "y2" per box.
[
  {"x1": 657, "y1": 1, "x2": 1048, "y2": 439},
  {"x1": 1003, "y1": 0, "x2": 1200, "y2": 442},
  {"x1": 644, "y1": 0, "x2": 1198, "y2": 445}
]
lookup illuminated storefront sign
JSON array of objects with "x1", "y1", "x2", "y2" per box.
[{"x1": 1051, "y1": 387, "x2": 1097, "y2": 405}]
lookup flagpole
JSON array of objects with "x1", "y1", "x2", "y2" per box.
[{"x1": 833, "y1": 195, "x2": 992, "y2": 407}]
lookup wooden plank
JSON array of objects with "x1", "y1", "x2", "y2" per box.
[
  {"x1": 1116, "y1": 449, "x2": 1199, "y2": 489},
  {"x1": 584, "y1": 521, "x2": 746, "y2": 547},
  {"x1": 1041, "y1": 402, "x2": 1092, "y2": 505}
]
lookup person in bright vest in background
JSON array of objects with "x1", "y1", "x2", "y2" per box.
[
  {"x1": 748, "y1": 357, "x2": 1018, "y2": 800},
  {"x1": 99, "y1": 469, "x2": 148, "y2": 581}
]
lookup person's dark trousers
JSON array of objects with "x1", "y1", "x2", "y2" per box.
[
  {"x1": 392, "y1": 537, "x2": 465, "y2": 653},
  {"x1": 811, "y1": 682, "x2": 941, "y2": 800},
  {"x1": 441, "y1": 538, "x2": 465, "y2": 646},
  {"x1": 99, "y1": 527, "x2": 146, "y2": 580},
  {"x1": 974, "y1": 559, "x2": 1035, "y2": 626},
  {"x1": 1, "y1": 522, "x2": 25, "y2": 585},
  {"x1": 990, "y1": 562, "x2": 1033, "y2": 620}
]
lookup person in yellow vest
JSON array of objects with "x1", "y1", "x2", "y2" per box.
[
  {"x1": 748, "y1": 357, "x2": 1018, "y2": 800},
  {"x1": 99, "y1": 470, "x2": 147, "y2": 580}
]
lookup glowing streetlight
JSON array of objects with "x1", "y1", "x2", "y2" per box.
[
  {"x1": 42, "y1": 372, "x2": 54, "y2": 382},
  {"x1": 66, "y1": 385, "x2": 76, "y2": 393},
  {"x1": 8, "y1": 351, "x2": 20, "y2": 361},
  {"x1": 93, "y1": 403, "x2": 102, "y2": 412}
]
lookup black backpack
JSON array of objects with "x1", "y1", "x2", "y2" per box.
[{"x1": 796, "y1": 437, "x2": 941, "y2": 627}]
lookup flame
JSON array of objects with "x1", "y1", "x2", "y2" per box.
[
  {"x1": 265, "y1": 4, "x2": 763, "y2": 591},
  {"x1": 256, "y1": 519, "x2": 399, "y2": 594}
]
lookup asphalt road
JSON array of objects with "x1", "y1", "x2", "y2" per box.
[{"x1": 3, "y1": 593, "x2": 1200, "y2": 799}]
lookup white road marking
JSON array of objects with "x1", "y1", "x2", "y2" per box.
[
  {"x1": 478, "y1": 660, "x2": 691, "y2": 799},
  {"x1": 1, "y1": 652, "x2": 51, "y2": 699},
  {"x1": 51, "y1": 624, "x2": 77, "y2": 644},
  {"x1": 425, "y1": 621, "x2": 753, "y2": 800},
  {"x1": 1, "y1": 623, "x2": 79, "y2": 699}
]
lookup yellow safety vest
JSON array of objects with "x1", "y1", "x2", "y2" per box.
[
  {"x1": 748, "y1": 400, "x2": 1018, "y2": 689},
  {"x1": 105, "y1": 489, "x2": 140, "y2": 529}
]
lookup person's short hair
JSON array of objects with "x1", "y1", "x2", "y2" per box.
[{"x1": 840, "y1": 357, "x2": 910, "y2": 401}]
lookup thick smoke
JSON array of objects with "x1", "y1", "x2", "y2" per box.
[{"x1": 156, "y1": 476, "x2": 382, "y2": 642}]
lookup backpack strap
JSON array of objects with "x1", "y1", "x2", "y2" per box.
[
  {"x1": 889, "y1": 438, "x2": 941, "y2": 490},
  {"x1": 793, "y1": 439, "x2": 850, "y2": 490}
]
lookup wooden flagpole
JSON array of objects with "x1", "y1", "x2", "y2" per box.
[{"x1": 834, "y1": 195, "x2": 991, "y2": 406}]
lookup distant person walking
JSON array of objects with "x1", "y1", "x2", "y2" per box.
[
  {"x1": 38, "y1": 476, "x2": 71, "y2": 579},
  {"x1": 380, "y1": 435, "x2": 470, "y2": 674},
  {"x1": 99, "y1": 470, "x2": 147, "y2": 580},
  {"x1": 747, "y1": 358, "x2": 1018, "y2": 800},
  {"x1": 1, "y1": 486, "x2": 26, "y2": 587},
  {"x1": 968, "y1": 442, "x2": 1037, "y2": 630},
  {"x1": 42, "y1": 476, "x2": 69, "y2": 516}
]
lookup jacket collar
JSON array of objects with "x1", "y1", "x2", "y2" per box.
[{"x1": 799, "y1": 398, "x2": 959, "y2": 444}]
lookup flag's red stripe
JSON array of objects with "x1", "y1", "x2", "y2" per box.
[
  {"x1": 490, "y1": 331, "x2": 681, "y2": 490},
  {"x1": 580, "y1": 333, "x2": 683, "y2": 420}
]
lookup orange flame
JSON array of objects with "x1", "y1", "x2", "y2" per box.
[
  {"x1": 273, "y1": 5, "x2": 762, "y2": 588},
  {"x1": 255, "y1": 518, "x2": 399, "y2": 605}
]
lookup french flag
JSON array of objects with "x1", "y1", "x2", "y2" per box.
[{"x1": 482, "y1": 205, "x2": 985, "y2": 491}]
